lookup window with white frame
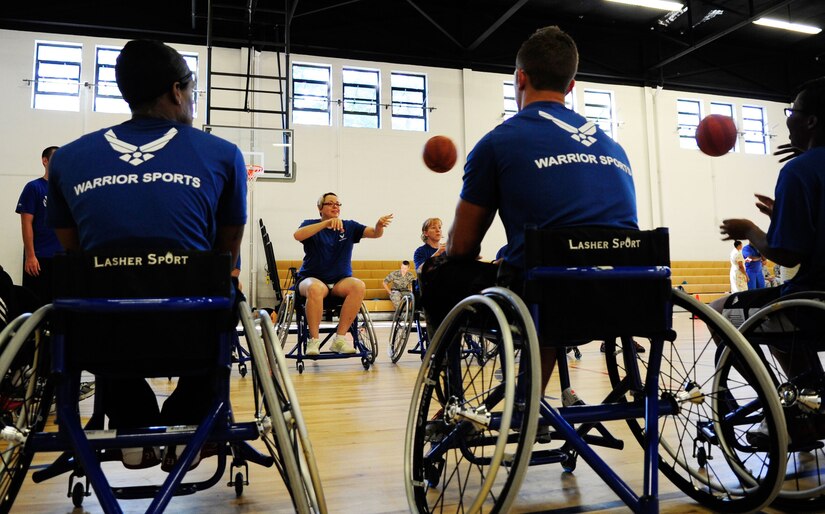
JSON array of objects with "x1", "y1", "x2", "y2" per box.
[
  {"x1": 391, "y1": 72, "x2": 427, "y2": 131},
  {"x1": 503, "y1": 81, "x2": 517, "y2": 119},
  {"x1": 32, "y1": 41, "x2": 82, "y2": 111},
  {"x1": 676, "y1": 99, "x2": 701, "y2": 149},
  {"x1": 94, "y1": 48, "x2": 199, "y2": 117},
  {"x1": 292, "y1": 63, "x2": 331, "y2": 126},
  {"x1": 342, "y1": 67, "x2": 379, "y2": 128},
  {"x1": 742, "y1": 105, "x2": 768, "y2": 155},
  {"x1": 710, "y1": 102, "x2": 738, "y2": 152},
  {"x1": 565, "y1": 89, "x2": 576, "y2": 111},
  {"x1": 583, "y1": 89, "x2": 616, "y2": 140}
]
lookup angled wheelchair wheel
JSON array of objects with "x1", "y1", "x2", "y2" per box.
[
  {"x1": 389, "y1": 294, "x2": 414, "y2": 363},
  {"x1": 405, "y1": 287, "x2": 540, "y2": 514},
  {"x1": 738, "y1": 296, "x2": 825, "y2": 510},
  {"x1": 0, "y1": 307, "x2": 53, "y2": 514},
  {"x1": 604, "y1": 289, "x2": 787, "y2": 513},
  {"x1": 240, "y1": 302, "x2": 327, "y2": 514},
  {"x1": 276, "y1": 292, "x2": 295, "y2": 348},
  {"x1": 356, "y1": 304, "x2": 378, "y2": 364}
]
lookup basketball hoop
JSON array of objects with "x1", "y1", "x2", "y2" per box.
[{"x1": 246, "y1": 164, "x2": 264, "y2": 183}]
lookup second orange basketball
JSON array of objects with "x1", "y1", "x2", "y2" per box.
[{"x1": 422, "y1": 135, "x2": 457, "y2": 173}]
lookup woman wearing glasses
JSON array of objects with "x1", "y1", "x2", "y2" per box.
[{"x1": 293, "y1": 192, "x2": 393, "y2": 356}]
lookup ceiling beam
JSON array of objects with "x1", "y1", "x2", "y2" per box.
[
  {"x1": 649, "y1": 0, "x2": 795, "y2": 70},
  {"x1": 405, "y1": 0, "x2": 465, "y2": 50},
  {"x1": 467, "y1": 0, "x2": 530, "y2": 51}
]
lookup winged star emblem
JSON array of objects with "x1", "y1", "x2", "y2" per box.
[
  {"x1": 104, "y1": 128, "x2": 178, "y2": 166},
  {"x1": 538, "y1": 110, "x2": 598, "y2": 147}
]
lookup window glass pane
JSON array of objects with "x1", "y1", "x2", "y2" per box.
[
  {"x1": 292, "y1": 63, "x2": 331, "y2": 126},
  {"x1": 33, "y1": 41, "x2": 81, "y2": 112},
  {"x1": 503, "y1": 81, "x2": 517, "y2": 120},
  {"x1": 391, "y1": 72, "x2": 427, "y2": 132},
  {"x1": 676, "y1": 99, "x2": 702, "y2": 150},
  {"x1": 343, "y1": 67, "x2": 379, "y2": 128},
  {"x1": 741, "y1": 105, "x2": 767, "y2": 155},
  {"x1": 583, "y1": 89, "x2": 615, "y2": 140}
]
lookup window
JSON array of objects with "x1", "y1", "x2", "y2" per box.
[
  {"x1": 94, "y1": 47, "x2": 128, "y2": 113},
  {"x1": 32, "y1": 41, "x2": 82, "y2": 111},
  {"x1": 565, "y1": 89, "x2": 576, "y2": 111},
  {"x1": 342, "y1": 67, "x2": 379, "y2": 128},
  {"x1": 742, "y1": 105, "x2": 768, "y2": 155},
  {"x1": 676, "y1": 99, "x2": 702, "y2": 150},
  {"x1": 503, "y1": 81, "x2": 517, "y2": 119},
  {"x1": 710, "y1": 102, "x2": 738, "y2": 152},
  {"x1": 292, "y1": 63, "x2": 331, "y2": 126},
  {"x1": 94, "y1": 48, "x2": 199, "y2": 116},
  {"x1": 583, "y1": 89, "x2": 615, "y2": 140},
  {"x1": 391, "y1": 72, "x2": 427, "y2": 131}
]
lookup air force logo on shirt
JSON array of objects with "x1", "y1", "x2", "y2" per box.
[
  {"x1": 538, "y1": 110, "x2": 597, "y2": 147},
  {"x1": 104, "y1": 128, "x2": 178, "y2": 166}
]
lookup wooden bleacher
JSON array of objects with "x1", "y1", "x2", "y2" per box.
[{"x1": 275, "y1": 260, "x2": 732, "y2": 314}]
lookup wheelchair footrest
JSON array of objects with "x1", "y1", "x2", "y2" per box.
[
  {"x1": 529, "y1": 448, "x2": 571, "y2": 466},
  {"x1": 113, "y1": 483, "x2": 199, "y2": 500}
]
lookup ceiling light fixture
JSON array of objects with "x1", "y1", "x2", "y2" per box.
[
  {"x1": 753, "y1": 17, "x2": 822, "y2": 35},
  {"x1": 605, "y1": 0, "x2": 683, "y2": 11}
]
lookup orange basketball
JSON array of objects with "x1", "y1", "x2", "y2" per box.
[
  {"x1": 423, "y1": 135, "x2": 457, "y2": 173},
  {"x1": 695, "y1": 114, "x2": 737, "y2": 157}
]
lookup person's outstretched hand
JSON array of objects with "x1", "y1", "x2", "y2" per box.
[
  {"x1": 774, "y1": 143, "x2": 802, "y2": 163},
  {"x1": 754, "y1": 194, "x2": 774, "y2": 218},
  {"x1": 376, "y1": 214, "x2": 393, "y2": 228},
  {"x1": 720, "y1": 218, "x2": 757, "y2": 241}
]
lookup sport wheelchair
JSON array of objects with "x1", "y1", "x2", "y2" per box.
[
  {"x1": 270, "y1": 268, "x2": 378, "y2": 374},
  {"x1": 0, "y1": 250, "x2": 325, "y2": 513},
  {"x1": 405, "y1": 227, "x2": 788, "y2": 513},
  {"x1": 735, "y1": 290, "x2": 825, "y2": 509},
  {"x1": 388, "y1": 282, "x2": 429, "y2": 363}
]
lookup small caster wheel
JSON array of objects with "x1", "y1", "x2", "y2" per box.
[
  {"x1": 239, "y1": 363, "x2": 248, "y2": 377},
  {"x1": 573, "y1": 347, "x2": 582, "y2": 360},
  {"x1": 297, "y1": 362, "x2": 305, "y2": 374},
  {"x1": 562, "y1": 450, "x2": 578, "y2": 473},
  {"x1": 361, "y1": 357, "x2": 370, "y2": 370},
  {"x1": 696, "y1": 446, "x2": 707, "y2": 468},
  {"x1": 71, "y1": 481, "x2": 85, "y2": 508},
  {"x1": 234, "y1": 471, "x2": 244, "y2": 497}
]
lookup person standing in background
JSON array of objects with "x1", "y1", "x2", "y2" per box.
[
  {"x1": 729, "y1": 240, "x2": 748, "y2": 292},
  {"x1": 15, "y1": 146, "x2": 62, "y2": 304},
  {"x1": 742, "y1": 243, "x2": 765, "y2": 289}
]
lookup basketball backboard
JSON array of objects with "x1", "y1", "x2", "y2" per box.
[{"x1": 203, "y1": 125, "x2": 294, "y2": 180}]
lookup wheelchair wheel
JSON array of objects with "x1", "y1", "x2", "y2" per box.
[
  {"x1": 240, "y1": 302, "x2": 327, "y2": 514},
  {"x1": 405, "y1": 287, "x2": 541, "y2": 514},
  {"x1": 0, "y1": 307, "x2": 54, "y2": 514},
  {"x1": 604, "y1": 289, "x2": 787, "y2": 513},
  {"x1": 389, "y1": 294, "x2": 414, "y2": 363},
  {"x1": 356, "y1": 304, "x2": 378, "y2": 364},
  {"x1": 738, "y1": 296, "x2": 825, "y2": 510},
  {"x1": 276, "y1": 292, "x2": 295, "y2": 348}
]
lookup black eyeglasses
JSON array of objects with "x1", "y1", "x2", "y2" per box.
[
  {"x1": 784, "y1": 107, "x2": 809, "y2": 117},
  {"x1": 322, "y1": 202, "x2": 342, "y2": 207}
]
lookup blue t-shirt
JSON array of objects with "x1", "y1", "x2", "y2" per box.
[
  {"x1": 48, "y1": 118, "x2": 247, "y2": 251},
  {"x1": 297, "y1": 219, "x2": 366, "y2": 283},
  {"x1": 742, "y1": 244, "x2": 762, "y2": 273},
  {"x1": 413, "y1": 243, "x2": 438, "y2": 271},
  {"x1": 15, "y1": 177, "x2": 62, "y2": 258},
  {"x1": 461, "y1": 101, "x2": 638, "y2": 269},
  {"x1": 767, "y1": 147, "x2": 825, "y2": 293}
]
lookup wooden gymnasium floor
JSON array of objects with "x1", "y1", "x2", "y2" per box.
[{"x1": 13, "y1": 318, "x2": 798, "y2": 514}]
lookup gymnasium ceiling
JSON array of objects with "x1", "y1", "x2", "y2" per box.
[{"x1": 2, "y1": 0, "x2": 825, "y2": 102}]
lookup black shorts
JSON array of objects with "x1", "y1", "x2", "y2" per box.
[{"x1": 721, "y1": 288, "x2": 782, "y2": 328}]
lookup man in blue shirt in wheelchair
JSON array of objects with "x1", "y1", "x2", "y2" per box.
[
  {"x1": 719, "y1": 77, "x2": 825, "y2": 445},
  {"x1": 421, "y1": 25, "x2": 638, "y2": 395},
  {"x1": 47, "y1": 40, "x2": 247, "y2": 470}
]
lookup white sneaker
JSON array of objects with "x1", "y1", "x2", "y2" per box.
[
  {"x1": 330, "y1": 335, "x2": 357, "y2": 354},
  {"x1": 306, "y1": 338, "x2": 321, "y2": 356}
]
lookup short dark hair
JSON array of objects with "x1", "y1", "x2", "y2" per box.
[
  {"x1": 795, "y1": 76, "x2": 825, "y2": 122},
  {"x1": 733, "y1": 240, "x2": 742, "y2": 248},
  {"x1": 402, "y1": 260, "x2": 410, "y2": 266},
  {"x1": 116, "y1": 39, "x2": 191, "y2": 109},
  {"x1": 515, "y1": 26, "x2": 578, "y2": 93},
  {"x1": 41, "y1": 146, "x2": 58, "y2": 159},
  {"x1": 317, "y1": 192, "x2": 337, "y2": 210}
]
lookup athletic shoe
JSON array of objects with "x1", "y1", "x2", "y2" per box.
[
  {"x1": 122, "y1": 447, "x2": 162, "y2": 469},
  {"x1": 305, "y1": 338, "x2": 321, "y2": 356},
  {"x1": 161, "y1": 443, "x2": 220, "y2": 472},
  {"x1": 78, "y1": 381, "x2": 95, "y2": 401},
  {"x1": 330, "y1": 335, "x2": 357, "y2": 354}
]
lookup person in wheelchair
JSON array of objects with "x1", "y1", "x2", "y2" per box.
[
  {"x1": 293, "y1": 192, "x2": 392, "y2": 356},
  {"x1": 384, "y1": 260, "x2": 415, "y2": 309},
  {"x1": 420, "y1": 25, "x2": 638, "y2": 393},
  {"x1": 46, "y1": 39, "x2": 247, "y2": 470},
  {"x1": 413, "y1": 217, "x2": 446, "y2": 273},
  {"x1": 718, "y1": 76, "x2": 825, "y2": 445}
]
